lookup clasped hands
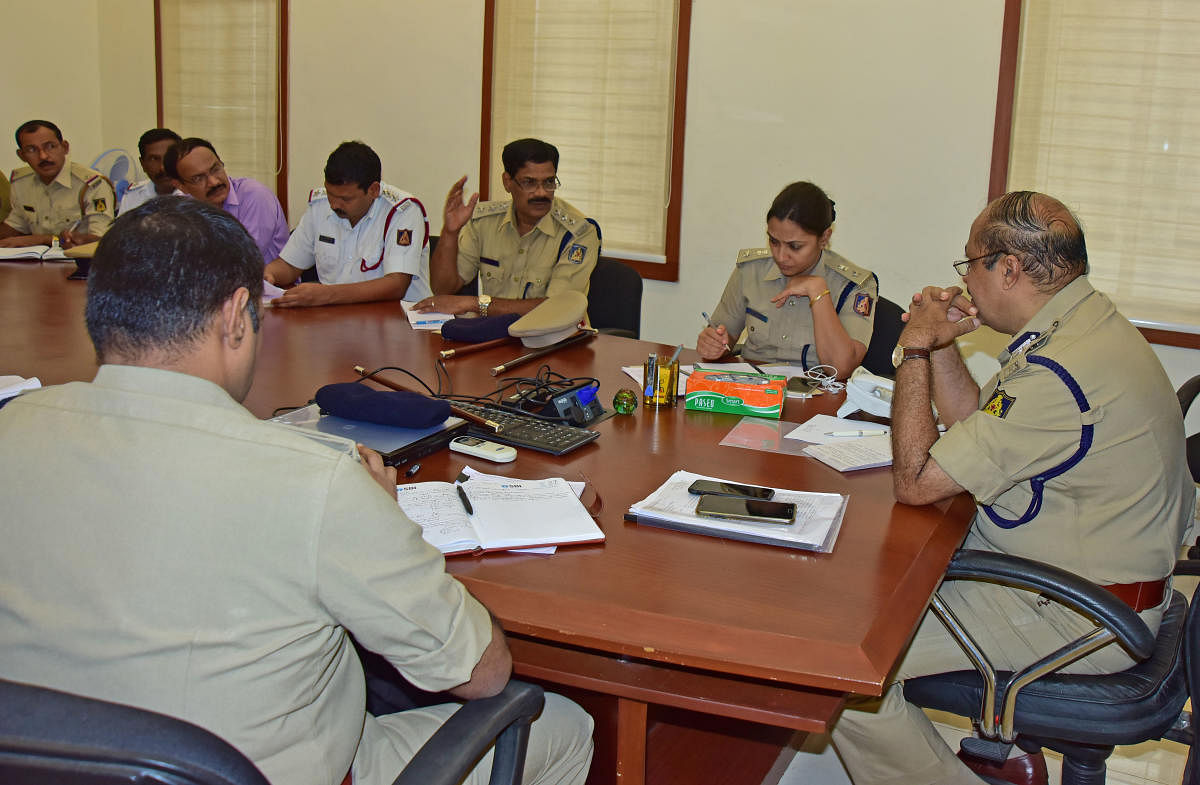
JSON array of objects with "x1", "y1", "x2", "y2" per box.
[{"x1": 899, "y1": 285, "x2": 981, "y2": 350}]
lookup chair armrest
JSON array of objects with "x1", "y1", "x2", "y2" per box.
[
  {"x1": 946, "y1": 550, "x2": 1156, "y2": 659},
  {"x1": 391, "y1": 680, "x2": 545, "y2": 785}
]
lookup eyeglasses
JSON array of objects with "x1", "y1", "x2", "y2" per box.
[
  {"x1": 513, "y1": 176, "x2": 560, "y2": 193},
  {"x1": 181, "y1": 160, "x2": 225, "y2": 187},
  {"x1": 952, "y1": 250, "x2": 1004, "y2": 276},
  {"x1": 20, "y1": 140, "x2": 61, "y2": 156}
]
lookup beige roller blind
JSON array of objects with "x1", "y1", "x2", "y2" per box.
[
  {"x1": 1008, "y1": 0, "x2": 1200, "y2": 327},
  {"x1": 159, "y1": 0, "x2": 280, "y2": 195},
  {"x1": 491, "y1": 0, "x2": 678, "y2": 261}
]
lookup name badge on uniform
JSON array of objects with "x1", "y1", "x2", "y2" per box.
[
  {"x1": 568, "y1": 244, "x2": 587, "y2": 264},
  {"x1": 480, "y1": 257, "x2": 500, "y2": 267},
  {"x1": 853, "y1": 293, "x2": 873, "y2": 317},
  {"x1": 396, "y1": 229, "x2": 412, "y2": 247},
  {"x1": 745, "y1": 307, "x2": 768, "y2": 323},
  {"x1": 318, "y1": 235, "x2": 336, "y2": 244},
  {"x1": 983, "y1": 389, "x2": 1016, "y2": 418}
]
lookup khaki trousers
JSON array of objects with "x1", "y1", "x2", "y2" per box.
[
  {"x1": 831, "y1": 577, "x2": 1167, "y2": 785},
  {"x1": 354, "y1": 691, "x2": 594, "y2": 785}
]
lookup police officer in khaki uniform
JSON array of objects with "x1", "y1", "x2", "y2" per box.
[
  {"x1": 0, "y1": 120, "x2": 114, "y2": 249},
  {"x1": 0, "y1": 170, "x2": 11, "y2": 224},
  {"x1": 698, "y1": 182, "x2": 876, "y2": 379},
  {"x1": 831, "y1": 192, "x2": 1193, "y2": 785},
  {"x1": 415, "y1": 138, "x2": 599, "y2": 318}
]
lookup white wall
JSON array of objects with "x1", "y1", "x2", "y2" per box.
[{"x1": 287, "y1": 0, "x2": 484, "y2": 225}]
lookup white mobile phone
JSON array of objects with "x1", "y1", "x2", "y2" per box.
[{"x1": 449, "y1": 435, "x2": 517, "y2": 463}]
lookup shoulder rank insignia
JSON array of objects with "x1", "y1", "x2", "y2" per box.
[
  {"x1": 92, "y1": 197, "x2": 106, "y2": 212},
  {"x1": 736, "y1": 247, "x2": 771, "y2": 265},
  {"x1": 983, "y1": 389, "x2": 1016, "y2": 418},
  {"x1": 853, "y1": 293, "x2": 873, "y2": 317},
  {"x1": 396, "y1": 228, "x2": 412, "y2": 246},
  {"x1": 568, "y1": 243, "x2": 586, "y2": 264},
  {"x1": 472, "y1": 200, "x2": 509, "y2": 219}
]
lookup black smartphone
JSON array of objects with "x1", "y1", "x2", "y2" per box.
[
  {"x1": 686, "y1": 479, "x2": 774, "y2": 500},
  {"x1": 694, "y1": 494, "x2": 796, "y2": 524}
]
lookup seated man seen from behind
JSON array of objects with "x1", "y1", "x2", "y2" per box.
[
  {"x1": 265, "y1": 140, "x2": 432, "y2": 306},
  {"x1": 413, "y1": 137, "x2": 599, "y2": 318},
  {"x1": 164, "y1": 137, "x2": 290, "y2": 262},
  {"x1": 0, "y1": 119, "x2": 115, "y2": 249},
  {"x1": 831, "y1": 191, "x2": 1192, "y2": 785},
  {"x1": 0, "y1": 197, "x2": 593, "y2": 785}
]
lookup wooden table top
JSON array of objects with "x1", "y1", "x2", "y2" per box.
[{"x1": 1, "y1": 261, "x2": 973, "y2": 697}]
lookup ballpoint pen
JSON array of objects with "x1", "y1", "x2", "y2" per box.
[
  {"x1": 700, "y1": 312, "x2": 732, "y2": 354},
  {"x1": 456, "y1": 484, "x2": 474, "y2": 515},
  {"x1": 825, "y1": 430, "x2": 890, "y2": 437}
]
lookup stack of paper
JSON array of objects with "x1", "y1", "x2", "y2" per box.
[
  {"x1": 0, "y1": 245, "x2": 69, "y2": 261},
  {"x1": 401, "y1": 301, "x2": 454, "y2": 331},
  {"x1": 628, "y1": 470, "x2": 847, "y2": 552}
]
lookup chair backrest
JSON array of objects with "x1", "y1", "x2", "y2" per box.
[
  {"x1": 859, "y1": 295, "x2": 905, "y2": 377},
  {"x1": 0, "y1": 677, "x2": 269, "y2": 785},
  {"x1": 1178, "y1": 374, "x2": 1200, "y2": 483},
  {"x1": 587, "y1": 258, "x2": 642, "y2": 338}
]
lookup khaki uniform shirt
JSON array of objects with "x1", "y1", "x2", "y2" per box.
[
  {"x1": 709, "y1": 248, "x2": 877, "y2": 367},
  {"x1": 4, "y1": 158, "x2": 115, "y2": 237},
  {"x1": 0, "y1": 169, "x2": 10, "y2": 223},
  {"x1": 931, "y1": 277, "x2": 1192, "y2": 585},
  {"x1": 0, "y1": 365, "x2": 493, "y2": 785},
  {"x1": 456, "y1": 196, "x2": 599, "y2": 299}
]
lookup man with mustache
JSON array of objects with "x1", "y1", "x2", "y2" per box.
[
  {"x1": 264, "y1": 141, "x2": 432, "y2": 307},
  {"x1": 831, "y1": 192, "x2": 1192, "y2": 785},
  {"x1": 0, "y1": 120, "x2": 115, "y2": 249},
  {"x1": 414, "y1": 138, "x2": 599, "y2": 318},
  {"x1": 164, "y1": 137, "x2": 289, "y2": 262},
  {"x1": 117, "y1": 128, "x2": 183, "y2": 214}
]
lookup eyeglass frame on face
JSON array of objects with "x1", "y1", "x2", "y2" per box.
[
  {"x1": 512, "y1": 175, "x2": 560, "y2": 193},
  {"x1": 952, "y1": 249, "x2": 1005, "y2": 277},
  {"x1": 180, "y1": 159, "x2": 226, "y2": 188},
  {"x1": 19, "y1": 140, "x2": 62, "y2": 157}
]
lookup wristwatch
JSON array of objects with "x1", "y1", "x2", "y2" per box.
[
  {"x1": 891, "y1": 344, "x2": 932, "y2": 368},
  {"x1": 477, "y1": 294, "x2": 492, "y2": 318}
]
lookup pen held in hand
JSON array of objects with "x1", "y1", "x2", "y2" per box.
[{"x1": 700, "y1": 311, "x2": 732, "y2": 354}]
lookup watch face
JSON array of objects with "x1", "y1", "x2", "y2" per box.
[{"x1": 891, "y1": 344, "x2": 905, "y2": 369}]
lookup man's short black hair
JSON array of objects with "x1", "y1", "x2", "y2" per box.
[
  {"x1": 501, "y1": 138, "x2": 559, "y2": 177},
  {"x1": 163, "y1": 138, "x2": 220, "y2": 180},
  {"x1": 137, "y1": 128, "x2": 182, "y2": 157},
  {"x1": 86, "y1": 198, "x2": 263, "y2": 364},
  {"x1": 324, "y1": 141, "x2": 381, "y2": 192},
  {"x1": 15, "y1": 120, "x2": 63, "y2": 147}
]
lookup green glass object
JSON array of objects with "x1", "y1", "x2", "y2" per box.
[{"x1": 613, "y1": 387, "x2": 639, "y2": 415}]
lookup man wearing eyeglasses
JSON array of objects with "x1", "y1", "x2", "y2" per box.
[
  {"x1": 264, "y1": 141, "x2": 432, "y2": 307},
  {"x1": 0, "y1": 120, "x2": 115, "y2": 249},
  {"x1": 415, "y1": 138, "x2": 599, "y2": 318},
  {"x1": 831, "y1": 192, "x2": 1191, "y2": 785},
  {"x1": 164, "y1": 137, "x2": 289, "y2": 262}
]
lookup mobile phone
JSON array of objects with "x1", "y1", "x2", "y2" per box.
[
  {"x1": 694, "y1": 494, "x2": 796, "y2": 524},
  {"x1": 449, "y1": 435, "x2": 517, "y2": 463},
  {"x1": 686, "y1": 479, "x2": 774, "y2": 500}
]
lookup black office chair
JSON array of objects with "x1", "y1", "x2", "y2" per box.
[
  {"x1": 0, "y1": 676, "x2": 545, "y2": 785},
  {"x1": 586, "y1": 258, "x2": 642, "y2": 339},
  {"x1": 903, "y1": 550, "x2": 1195, "y2": 785},
  {"x1": 859, "y1": 295, "x2": 905, "y2": 378},
  {"x1": 1178, "y1": 374, "x2": 1200, "y2": 484}
]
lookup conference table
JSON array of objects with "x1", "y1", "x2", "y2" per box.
[{"x1": 1, "y1": 261, "x2": 976, "y2": 785}]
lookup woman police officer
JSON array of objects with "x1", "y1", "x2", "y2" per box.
[{"x1": 697, "y1": 182, "x2": 877, "y2": 380}]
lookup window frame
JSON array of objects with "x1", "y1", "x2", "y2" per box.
[
  {"x1": 478, "y1": 0, "x2": 692, "y2": 282},
  {"x1": 990, "y1": 0, "x2": 1198, "y2": 349}
]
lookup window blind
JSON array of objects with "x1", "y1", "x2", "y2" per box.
[{"x1": 1008, "y1": 0, "x2": 1200, "y2": 327}]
